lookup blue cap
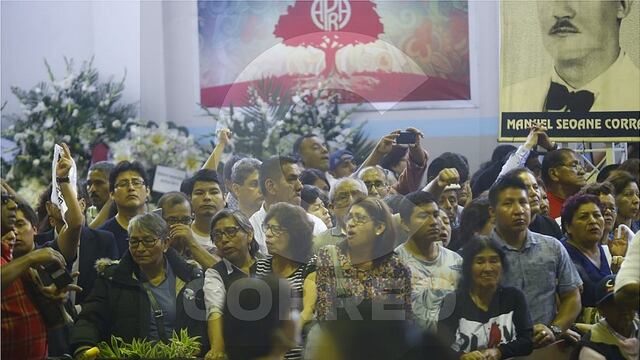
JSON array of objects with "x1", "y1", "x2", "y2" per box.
[
  {"x1": 329, "y1": 150, "x2": 354, "y2": 171},
  {"x1": 595, "y1": 275, "x2": 616, "y2": 305}
]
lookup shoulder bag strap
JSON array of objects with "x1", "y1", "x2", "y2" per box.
[{"x1": 142, "y1": 282, "x2": 169, "y2": 344}]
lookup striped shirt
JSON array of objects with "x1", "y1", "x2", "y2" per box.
[{"x1": 255, "y1": 255, "x2": 316, "y2": 360}]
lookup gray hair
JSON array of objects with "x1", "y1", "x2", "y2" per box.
[
  {"x1": 157, "y1": 191, "x2": 191, "y2": 211},
  {"x1": 128, "y1": 212, "x2": 169, "y2": 242},
  {"x1": 357, "y1": 166, "x2": 387, "y2": 182},
  {"x1": 231, "y1": 157, "x2": 262, "y2": 185},
  {"x1": 88, "y1": 161, "x2": 115, "y2": 175},
  {"x1": 328, "y1": 177, "x2": 368, "y2": 202}
]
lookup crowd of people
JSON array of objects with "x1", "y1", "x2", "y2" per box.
[{"x1": 1, "y1": 127, "x2": 639, "y2": 360}]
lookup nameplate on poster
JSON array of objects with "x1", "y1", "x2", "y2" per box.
[{"x1": 499, "y1": 111, "x2": 640, "y2": 142}]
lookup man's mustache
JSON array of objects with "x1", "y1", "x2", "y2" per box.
[{"x1": 549, "y1": 18, "x2": 580, "y2": 35}]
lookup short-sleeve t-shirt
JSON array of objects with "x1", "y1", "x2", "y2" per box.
[
  {"x1": 395, "y1": 243, "x2": 463, "y2": 332},
  {"x1": 98, "y1": 217, "x2": 129, "y2": 258}
]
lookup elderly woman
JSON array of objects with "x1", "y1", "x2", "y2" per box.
[
  {"x1": 70, "y1": 212, "x2": 204, "y2": 358},
  {"x1": 438, "y1": 236, "x2": 533, "y2": 360},
  {"x1": 560, "y1": 194, "x2": 611, "y2": 325},
  {"x1": 203, "y1": 210, "x2": 261, "y2": 360},
  {"x1": 315, "y1": 196, "x2": 412, "y2": 321}
]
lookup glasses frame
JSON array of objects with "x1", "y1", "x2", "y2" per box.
[
  {"x1": 128, "y1": 237, "x2": 159, "y2": 249},
  {"x1": 211, "y1": 226, "x2": 243, "y2": 242},
  {"x1": 115, "y1": 179, "x2": 146, "y2": 189}
]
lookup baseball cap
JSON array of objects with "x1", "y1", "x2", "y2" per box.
[
  {"x1": 595, "y1": 274, "x2": 616, "y2": 306},
  {"x1": 329, "y1": 150, "x2": 354, "y2": 171}
]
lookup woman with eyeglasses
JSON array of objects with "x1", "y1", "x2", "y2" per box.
[
  {"x1": 259, "y1": 203, "x2": 317, "y2": 360},
  {"x1": 315, "y1": 196, "x2": 412, "y2": 321},
  {"x1": 438, "y1": 236, "x2": 533, "y2": 360},
  {"x1": 203, "y1": 210, "x2": 261, "y2": 360},
  {"x1": 70, "y1": 212, "x2": 205, "y2": 359}
]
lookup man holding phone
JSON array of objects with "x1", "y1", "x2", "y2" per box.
[{"x1": 359, "y1": 128, "x2": 428, "y2": 195}]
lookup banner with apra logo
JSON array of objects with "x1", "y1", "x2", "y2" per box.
[
  {"x1": 198, "y1": 0, "x2": 471, "y2": 108},
  {"x1": 499, "y1": 1, "x2": 640, "y2": 142}
]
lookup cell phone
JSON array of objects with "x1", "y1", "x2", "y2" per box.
[
  {"x1": 396, "y1": 131, "x2": 417, "y2": 145},
  {"x1": 43, "y1": 262, "x2": 74, "y2": 289}
]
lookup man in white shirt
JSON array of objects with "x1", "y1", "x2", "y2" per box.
[
  {"x1": 503, "y1": 0, "x2": 639, "y2": 112},
  {"x1": 180, "y1": 169, "x2": 226, "y2": 252},
  {"x1": 250, "y1": 156, "x2": 327, "y2": 255}
]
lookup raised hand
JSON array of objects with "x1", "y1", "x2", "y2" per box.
[
  {"x1": 56, "y1": 143, "x2": 73, "y2": 178},
  {"x1": 437, "y1": 168, "x2": 460, "y2": 188}
]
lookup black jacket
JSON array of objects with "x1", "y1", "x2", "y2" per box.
[
  {"x1": 69, "y1": 248, "x2": 205, "y2": 355},
  {"x1": 37, "y1": 226, "x2": 119, "y2": 304}
]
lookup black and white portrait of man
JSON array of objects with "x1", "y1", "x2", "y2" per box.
[{"x1": 501, "y1": 0, "x2": 639, "y2": 113}]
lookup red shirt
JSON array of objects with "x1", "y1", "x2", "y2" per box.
[
  {"x1": 1, "y1": 242, "x2": 48, "y2": 360},
  {"x1": 547, "y1": 191, "x2": 565, "y2": 220}
]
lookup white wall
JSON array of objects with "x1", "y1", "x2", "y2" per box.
[
  {"x1": 1, "y1": 0, "x2": 140, "y2": 123},
  {"x1": 2, "y1": 0, "x2": 507, "y2": 174}
]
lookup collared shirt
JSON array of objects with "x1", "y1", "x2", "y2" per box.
[
  {"x1": 503, "y1": 51, "x2": 640, "y2": 112},
  {"x1": 546, "y1": 191, "x2": 565, "y2": 220},
  {"x1": 395, "y1": 243, "x2": 462, "y2": 333},
  {"x1": 1, "y1": 243, "x2": 48, "y2": 360},
  {"x1": 549, "y1": 51, "x2": 640, "y2": 112},
  {"x1": 491, "y1": 230, "x2": 582, "y2": 326},
  {"x1": 312, "y1": 226, "x2": 346, "y2": 252},
  {"x1": 250, "y1": 203, "x2": 328, "y2": 256}
]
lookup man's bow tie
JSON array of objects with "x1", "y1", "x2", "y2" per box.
[{"x1": 545, "y1": 82, "x2": 595, "y2": 112}]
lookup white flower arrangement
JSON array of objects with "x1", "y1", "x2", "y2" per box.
[
  {"x1": 109, "y1": 120, "x2": 205, "y2": 174},
  {"x1": 211, "y1": 79, "x2": 372, "y2": 161},
  {"x1": 2, "y1": 57, "x2": 137, "y2": 188}
]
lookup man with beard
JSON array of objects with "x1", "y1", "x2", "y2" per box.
[
  {"x1": 98, "y1": 161, "x2": 150, "y2": 257},
  {"x1": 395, "y1": 191, "x2": 462, "y2": 333},
  {"x1": 85, "y1": 161, "x2": 115, "y2": 228}
]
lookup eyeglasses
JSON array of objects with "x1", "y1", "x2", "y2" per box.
[
  {"x1": 345, "y1": 214, "x2": 373, "y2": 226},
  {"x1": 212, "y1": 226, "x2": 243, "y2": 241},
  {"x1": 334, "y1": 190, "x2": 365, "y2": 208},
  {"x1": 364, "y1": 181, "x2": 386, "y2": 191},
  {"x1": 601, "y1": 205, "x2": 617, "y2": 214},
  {"x1": 165, "y1": 216, "x2": 193, "y2": 225},
  {"x1": 115, "y1": 179, "x2": 146, "y2": 189},
  {"x1": 560, "y1": 162, "x2": 584, "y2": 172},
  {"x1": 1, "y1": 193, "x2": 16, "y2": 205},
  {"x1": 128, "y1": 236, "x2": 159, "y2": 248},
  {"x1": 262, "y1": 223, "x2": 286, "y2": 237}
]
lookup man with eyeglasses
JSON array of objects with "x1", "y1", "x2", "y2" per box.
[
  {"x1": 313, "y1": 178, "x2": 368, "y2": 252},
  {"x1": 357, "y1": 166, "x2": 391, "y2": 199},
  {"x1": 98, "y1": 161, "x2": 151, "y2": 257},
  {"x1": 157, "y1": 191, "x2": 218, "y2": 269},
  {"x1": 250, "y1": 156, "x2": 327, "y2": 255},
  {"x1": 542, "y1": 148, "x2": 587, "y2": 219}
]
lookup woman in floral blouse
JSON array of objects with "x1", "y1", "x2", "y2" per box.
[{"x1": 315, "y1": 196, "x2": 412, "y2": 321}]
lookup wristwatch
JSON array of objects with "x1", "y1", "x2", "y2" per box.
[
  {"x1": 549, "y1": 325, "x2": 563, "y2": 338},
  {"x1": 56, "y1": 176, "x2": 70, "y2": 184}
]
